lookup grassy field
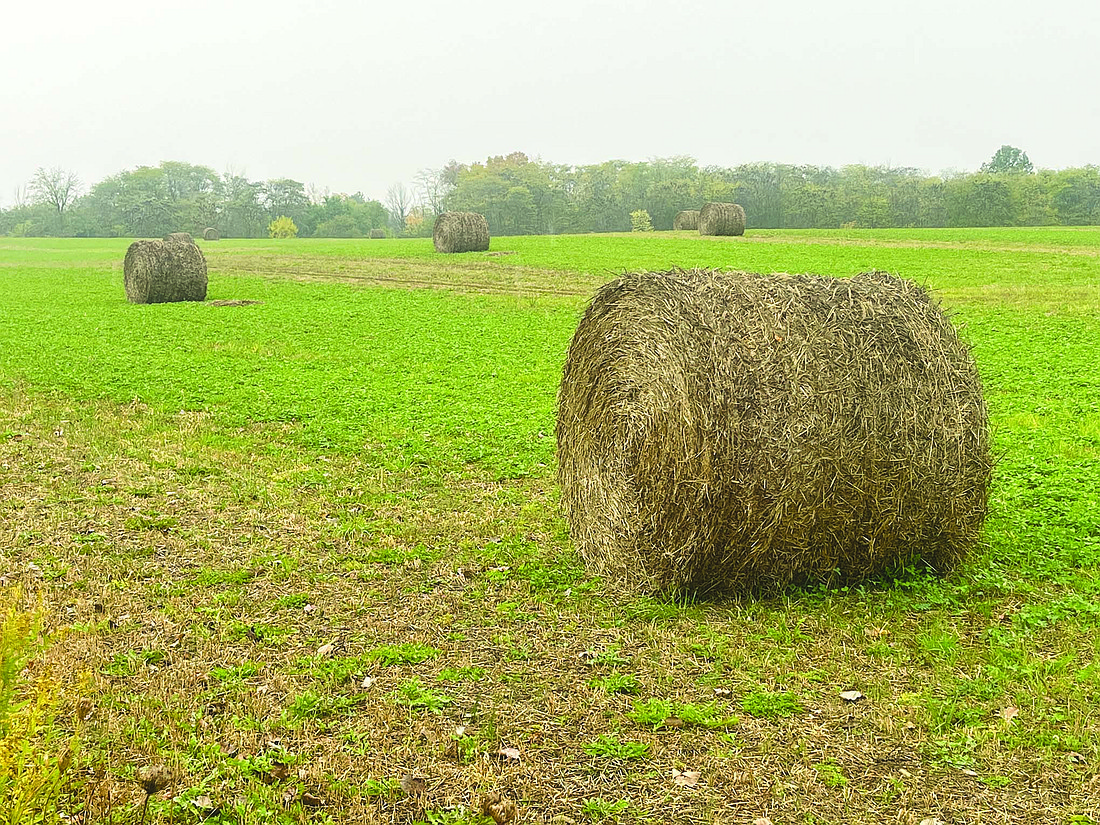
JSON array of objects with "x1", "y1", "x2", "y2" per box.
[{"x1": 0, "y1": 229, "x2": 1097, "y2": 824}]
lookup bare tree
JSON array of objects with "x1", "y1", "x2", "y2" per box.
[
  {"x1": 30, "y1": 167, "x2": 81, "y2": 228},
  {"x1": 306, "y1": 182, "x2": 330, "y2": 205},
  {"x1": 385, "y1": 182, "x2": 414, "y2": 233},
  {"x1": 414, "y1": 168, "x2": 451, "y2": 218}
]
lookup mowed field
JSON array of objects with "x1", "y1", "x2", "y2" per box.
[{"x1": 1, "y1": 228, "x2": 1098, "y2": 824}]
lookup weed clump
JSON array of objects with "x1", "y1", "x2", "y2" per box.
[{"x1": 1, "y1": 589, "x2": 78, "y2": 822}]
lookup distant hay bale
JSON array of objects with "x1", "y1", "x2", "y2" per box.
[
  {"x1": 557, "y1": 268, "x2": 992, "y2": 596},
  {"x1": 673, "y1": 210, "x2": 699, "y2": 231},
  {"x1": 203, "y1": 227, "x2": 220, "y2": 241},
  {"x1": 164, "y1": 232, "x2": 195, "y2": 244},
  {"x1": 369, "y1": 229, "x2": 385, "y2": 239},
  {"x1": 698, "y1": 202, "x2": 745, "y2": 236},
  {"x1": 123, "y1": 239, "x2": 208, "y2": 304},
  {"x1": 433, "y1": 211, "x2": 490, "y2": 253}
]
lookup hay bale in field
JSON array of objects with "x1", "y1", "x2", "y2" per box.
[
  {"x1": 369, "y1": 229, "x2": 385, "y2": 239},
  {"x1": 203, "y1": 227, "x2": 220, "y2": 241},
  {"x1": 163, "y1": 232, "x2": 195, "y2": 244},
  {"x1": 698, "y1": 202, "x2": 745, "y2": 236},
  {"x1": 433, "y1": 211, "x2": 490, "y2": 253},
  {"x1": 673, "y1": 210, "x2": 699, "y2": 231},
  {"x1": 557, "y1": 268, "x2": 991, "y2": 596},
  {"x1": 123, "y1": 238, "x2": 208, "y2": 304}
]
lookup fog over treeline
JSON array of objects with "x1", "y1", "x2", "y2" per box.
[{"x1": 4, "y1": 147, "x2": 1098, "y2": 239}]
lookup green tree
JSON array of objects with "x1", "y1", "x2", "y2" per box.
[
  {"x1": 309, "y1": 194, "x2": 388, "y2": 237},
  {"x1": 1050, "y1": 166, "x2": 1100, "y2": 225},
  {"x1": 116, "y1": 167, "x2": 175, "y2": 237},
  {"x1": 261, "y1": 178, "x2": 311, "y2": 233},
  {"x1": 644, "y1": 176, "x2": 701, "y2": 230},
  {"x1": 313, "y1": 213, "x2": 361, "y2": 238},
  {"x1": 981, "y1": 145, "x2": 1034, "y2": 175},
  {"x1": 220, "y1": 173, "x2": 265, "y2": 238},
  {"x1": 946, "y1": 175, "x2": 1015, "y2": 226}
]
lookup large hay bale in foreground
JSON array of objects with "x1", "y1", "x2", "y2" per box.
[
  {"x1": 203, "y1": 227, "x2": 220, "y2": 241},
  {"x1": 433, "y1": 211, "x2": 490, "y2": 253},
  {"x1": 698, "y1": 202, "x2": 745, "y2": 236},
  {"x1": 164, "y1": 232, "x2": 195, "y2": 244},
  {"x1": 123, "y1": 239, "x2": 208, "y2": 304},
  {"x1": 557, "y1": 269, "x2": 991, "y2": 595},
  {"x1": 673, "y1": 210, "x2": 699, "y2": 230}
]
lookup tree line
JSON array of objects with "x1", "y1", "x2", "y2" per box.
[
  {"x1": 0, "y1": 163, "x2": 390, "y2": 239},
  {"x1": 4, "y1": 147, "x2": 1099, "y2": 238}
]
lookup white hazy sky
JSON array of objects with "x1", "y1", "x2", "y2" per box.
[{"x1": 2, "y1": 0, "x2": 1098, "y2": 205}]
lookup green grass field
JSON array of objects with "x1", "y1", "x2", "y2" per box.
[{"x1": 1, "y1": 229, "x2": 1098, "y2": 824}]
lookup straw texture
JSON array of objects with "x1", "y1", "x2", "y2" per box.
[{"x1": 557, "y1": 268, "x2": 991, "y2": 595}]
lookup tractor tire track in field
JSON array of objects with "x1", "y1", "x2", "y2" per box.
[{"x1": 208, "y1": 253, "x2": 599, "y2": 299}]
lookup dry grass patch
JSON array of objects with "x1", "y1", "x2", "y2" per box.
[{"x1": 1, "y1": 383, "x2": 1096, "y2": 824}]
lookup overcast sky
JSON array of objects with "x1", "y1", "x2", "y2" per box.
[{"x1": 2, "y1": 0, "x2": 1098, "y2": 206}]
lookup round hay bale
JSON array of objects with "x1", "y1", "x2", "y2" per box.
[
  {"x1": 164, "y1": 232, "x2": 195, "y2": 244},
  {"x1": 203, "y1": 227, "x2": 220, "y2": 241},
  {"x1": 369, "y1": 228, "x2": 385, "y2": 239},
  {"x1": 557, "y1": 268, "x2": 992, "y2": 596},
  {"x1": 698, "y1": 202, "x2": 745, "y2": 236},
  {"x1": 673, "y1": 210, "x2": 699, "y2": 231},
  {"x1": 123, "y1": 239, "x2": 208, "y2": 304},
  {"x1": 433, "y1": 211, "x2": 490, "y2": 253}
]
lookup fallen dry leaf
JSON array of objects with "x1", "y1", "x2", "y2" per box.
[
  {"x1": 662, "y1": 716, "x2": 685, "y2": 729},
  {"x1": 672, "y1": 768, "x2": 701, "y2": 787},
  {"x1": 360, "y1": 675, "x2": 374, "y2": 690},
  {"x1": 754, "y1": 818, "x2": 774, "y2": 825},
  {"x1": 269, "y1": 761, "x2": 290, "y2": 782},
  {"x1": 712, "y1": 688, "x2": 732, "y2": 698},
  {"x1": 316, "y1": 641, "x2": 336, "y2": 657},
  {"x1": 839, "y1": 689, "x2": 864, "y2": 703},
  {"x1": 1000, "y1": 706, "x2": 1019, "y2": 723},
  {"x1": 300, "y1": 792, "x2": 324, "y2": 808},
  {"x1": 495, "y1": 746, "x2": 521, "y2": 763},
  {"x1": 136, "y1": 765, "x2": 172, "y2": 796},
  {"x1": 480, "y1": 791, "x2": 518, "y2": 825},
  {"x1": 190, "y1": 795, "x2": 218, "y2": 814},
  {"x1": 400, "y1": 775, "x2": 428, "y2": 796},
  {"x1": 919, "y1": 819, "x2": 945, "y2": 825}
]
